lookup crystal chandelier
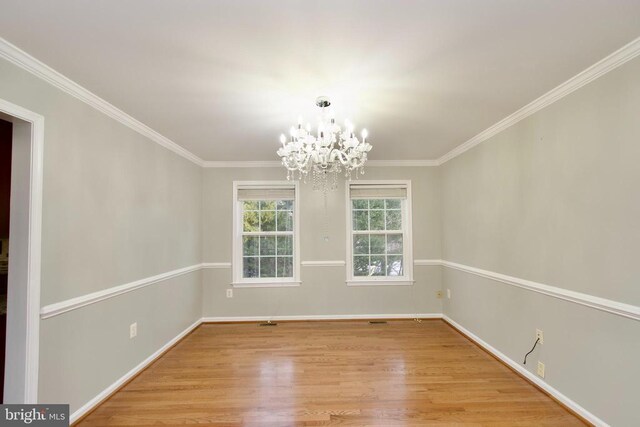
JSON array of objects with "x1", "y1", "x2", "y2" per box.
[{"x1": 277, "y1": 96, "x2": 372, "y2": 192}]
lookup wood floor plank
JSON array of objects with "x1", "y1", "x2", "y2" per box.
[{"x1": 76, "y1": 320, "x2": 588, "y2": 426}]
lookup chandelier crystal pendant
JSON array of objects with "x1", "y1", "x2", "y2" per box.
[{"x1": 277, "y1": 96, "x2": 372, "y2": 192}]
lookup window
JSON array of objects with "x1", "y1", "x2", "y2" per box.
[
  {"x1": 232, "y1": 182, "x2": 300, "y2": 287},
  {"x1": 346, "y1": 181, "x2": 413, "y2": 285}
]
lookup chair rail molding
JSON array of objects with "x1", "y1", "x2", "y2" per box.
[
  {"x1": 441, "y1": 260, "x2": 639, "y2": 321},
  {"x1": 202, "y1": 262, "x2": 232, "y2": 269},
  {"x1": 301, "y1": 260, "x2": 346, "y2": 267},
  {"x1": 40, "y1": 264, "x2": 202, "y2": 319},
  {"x1": 40, "y1": 260, "x2": 639, "y2": 321}
]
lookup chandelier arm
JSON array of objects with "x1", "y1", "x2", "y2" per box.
[{"x1": 278, "y1": 97, "x2": 370, "y2": 190}]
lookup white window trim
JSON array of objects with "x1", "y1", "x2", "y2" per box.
[
  {"x1": 345, "y1": 179, "x2": 414, "y2": 286},
  {"x1": 232, "y1": 180, "x2": 301, "y2": 288}
]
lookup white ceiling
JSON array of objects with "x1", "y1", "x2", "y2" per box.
[{"x1": 1, "y1": 1, "x2": 639, "y2": 162}]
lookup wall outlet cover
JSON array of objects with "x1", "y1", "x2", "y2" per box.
[
  {"x1": 537, "y1": 361, "x2": 545, "y2": 378},
  {"x1": 129, "y1": 322, "x2": 137, "y2": 339},
  {"x1": 536, "y1": 329, "x2": 544, "y2": 344},
  {"x1": 226, "y1": 289, "x2": 233, "y2": 298},
  {"x1": 447, "y1": 289, "x2": 451, "y2": 299}
]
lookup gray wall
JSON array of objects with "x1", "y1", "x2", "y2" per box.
[
  {"x1": 0, "y1": 58, "x2": 203, "y2": 413},
  {"x1": 441, "y1": 56, "x2": 640, "y2": 426},
  {"x1": 202, "y1": 167, "x2": 442, "y2": 317}
]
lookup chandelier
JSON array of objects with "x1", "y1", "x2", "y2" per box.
[{"x1": 277, "y1": 96, "x2": 372, "y2": 192}]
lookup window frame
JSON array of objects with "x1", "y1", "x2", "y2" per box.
[
  {"x1": 345, "y1": 180, "x2": 414, "y2": 286},
  {"x1": 232, "y1": 181, "x2": 301, "y2": 288}
]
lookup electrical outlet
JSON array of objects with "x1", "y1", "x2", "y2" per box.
[
  {"x1": 226, "y1": 289, "x2": 233, "y2": 298},
  {"x1": 447, "y1": 289, "x2": 451, "y2": 299},
  {"x1": 537, "y1": 361, "x2": 545, "y2": 378},
  {"x1": 436, "y1": 290, "x2": 443, "y2": 298},
  {"x1": 536, "y1": 329, "x2": 544, "y2": 344},
  {"x1": 129, "y1": 322, "x2": 137, "y2": 339}
]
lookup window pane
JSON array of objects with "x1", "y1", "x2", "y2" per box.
[
  {"x1": 353, "y1": 234, "x2": 369, "y2": 255},
  {"x1": 370, "y1": 256, "x2": 386, "y2": 276},
  {"x1": 370, "y1": 199, "x2": 384, "y2": 209},
  {"x1": 277, "y1": 235, "x2": 293, "y2": 255},
  {"x1": 260, "y1": 210, "x2": 276, "y2": 231},
  {"x1": 260, "y1": 236, "x2": 276, "y2": 255},
  {"x1": 352, "y1": 199, "x2": 368, "y2": 210},
  {"x1": 276, "y1": 210, "x2": 293, "y2": 231},
  {"x1": 387, "y1": 234, "x2": 403, "y2": 254},
  {"x1": 277, "y1": 257, "x2": 293, "y2": 277},
  {"x1": 243, "y1": 200, "x2": 260, "y2": 211},
  {"x1": 353, "y1": 256, "x2": 370, "y2": 276},
  {"x1": 353, "y1": 210, "x2": 369, "y2": 231},
  {"x1": 243, "y1": 210, "x2": 259, "y2": 232},
  {"x1": 387, "y1": 256, "x2": 403, "y2": 276},
  {"x1": 243, "y1": 236, "x2": 259, "y2": 256},
  {"x1": 277, "y1": 200, "x2": 293, "y2": 210},
  {"x1": 260, "y1": 200, "x2": 275, "y2": 210},
  {"x1": 370, "y1": 235, "x2": 385, "y2": 254},
  {"x1": 260, "y1": 257, "x2": 276, "y2": 277},
  {"x1": 385, "y1": 210, "x2": 402, "y2": 230},
  {"x1": 385, "y1": 199, "x2": 401, "y2": 209},
  {"x1": 370, "y1": 210, "x2": 385, "y2": 230},
  {"x1": 243, "y1": 257, "x2": 259, "y2": 278}
]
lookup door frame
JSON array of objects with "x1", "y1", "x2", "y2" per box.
[{"x1": 0, "y1": 98, "x2": 43, "y2": 403}]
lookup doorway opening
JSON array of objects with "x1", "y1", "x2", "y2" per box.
[
  {"x1": 0, "y1": 99, "x2": 43, "y2": 404},
  {"x1": 0, "y1": 117, "x2": 13, "y2": 402},
  {"x1": 0, "y1": 119, "x2": 13, "y2": 402}
]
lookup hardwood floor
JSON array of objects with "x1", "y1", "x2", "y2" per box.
[{"x1": 77, "y1": 320, "x2": 587, "y2": 426}]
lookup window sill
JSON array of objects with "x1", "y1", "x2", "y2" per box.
[
  {"x1": 232, "y1": 281, "x2": 301, "y2": 288},
  {"x1": 346, "y1": 279, "x2": 414, "y2": 287}
]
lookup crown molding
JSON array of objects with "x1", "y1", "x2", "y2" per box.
[
  {"x1": 0, "y1": 37, "x2": 205, "y2": 167},
  {"x1": 3, "y1": 34, "x2": 639, "y2": 170},
  {"x1": 367, "y1": 160, "x2": 438, "y2": 167},
  {"x1": 202, "y1": 160, "x2": 282, "y2": 168},
  {"x1": 437, "y1": 36, "x2": 640, "y2": 165},
  {"x1": 202, "y1": 159, "x2": 439, "y2": 168}
]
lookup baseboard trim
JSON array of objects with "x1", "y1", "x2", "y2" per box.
[
  {"x1": 442, "y1": 315, "x2": 605, "y2": 427},
  {"x1": 70, "y1": 318, "x2": 202, "y2": 425},
  {"x1": 70, "y1": 314, "x2": 440, "y2": 423},
  {"x1": 202, "y1": 313, "x2": 442, "y2": 323}
]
